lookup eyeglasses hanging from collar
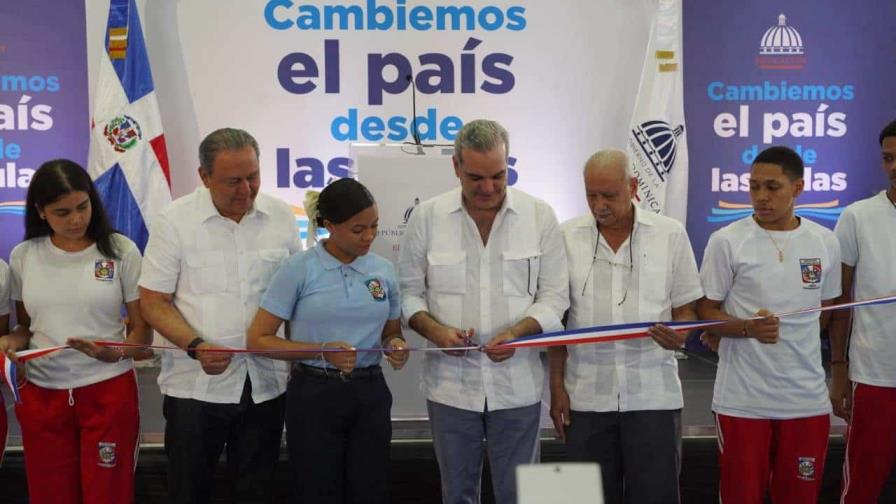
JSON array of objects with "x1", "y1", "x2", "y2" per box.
[{"x1": 581, "y1": 218, "x2": 636, "y2": 306}]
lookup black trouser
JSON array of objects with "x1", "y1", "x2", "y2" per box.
[
  {"x1": 565, "y1": 409, "x2": 682, "y2": 504},
  {"x1": 286, "y1": 365, "x2": 393, "y2": 504},
  {"x1": 162, "y1": 377, "x2": 286, "y2": 504}
]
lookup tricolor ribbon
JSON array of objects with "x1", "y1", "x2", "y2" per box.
[
  {"x1": 4, "y1": 294, "x2": 896, "y2": 403},
  {"x1": 503, "y1": 293, "x2": 896, "y2": 349},
  {"x1": 0, "y1": 347, "x2": 67, "y2": 403},
  {"x1": 0, "y1": 354, "x2": 18, "y2": 404}
]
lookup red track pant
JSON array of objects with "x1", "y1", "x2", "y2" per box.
[
  {"x1": 16, "y1": 371, "x2": 139, "y2": 504},
  {"x1": 716, "y1": 413, "x2": 829, "y2": 504},
  {"x1": 841, "y1": 382, "x2": 896, "y2": 504}
]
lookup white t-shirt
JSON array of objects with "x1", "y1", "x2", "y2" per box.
[
  {"x1": 835, "y1": 191, "x2": 896, "y2": 387},
  {"x1": 561, "y1": 208, "x2": 703, "y2": 412},
  {"x1": 10, "y1": 234, "x2": 141, "y2": 389},
  {"x1": 701, "y1": 216, "x2": 841, "y2": 419},
  {"x1": 0, "y1": 259, "x2": 10, "y2": 318}
]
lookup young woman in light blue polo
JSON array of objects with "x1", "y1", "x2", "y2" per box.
[{"x1": 247, "y1": 178, "x2": 408, "y2": 504}]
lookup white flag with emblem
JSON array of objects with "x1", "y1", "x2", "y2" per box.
[{"x1": 627, "y1": 0, "x2": 688, "y2": 223}]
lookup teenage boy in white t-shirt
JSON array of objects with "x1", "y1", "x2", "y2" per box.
[
  {"x1": 698, "y1": 146, "x2": 841, "y2": 504},
  {"x1": 831, "y1": 119, "x2": 896, "y2": 503}
]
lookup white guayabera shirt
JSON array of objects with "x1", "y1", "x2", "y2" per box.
[
  {"x1": 561, "y1": 207, "x2": 703, "y2": 412},
  {"x1": 399, "y1": 187, "x2": 569, "y2": 412},
  {"x1": 140, "y1": 187, "x2": 302, "y2": 404}
]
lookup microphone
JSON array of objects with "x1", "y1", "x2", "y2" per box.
[{"x1": 406, "y1": 74, "x2": 422, "y2": 147}]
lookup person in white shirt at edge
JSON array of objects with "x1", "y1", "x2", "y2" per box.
[
  {"x1": 829, "y1": 119, "x2": 896, "y2": 504},
  {"x1": 398, "y1": 119, "x2": 569, "y2": 504},
  {"x1": 138, "y1": 128, "x2": 302, "y2": 504},
  {"x1": 0, "y1": 159, "x2": 152, "y2": 504},
  {"x1": 548, "y1": 150, "x2": 703, "y2": 504},
  {"x1": 0, "y1": 258, "x2": 9, "y2": 465},
  {"x1": 697, "y1": 146, "x2": 841, "y2": 504}
]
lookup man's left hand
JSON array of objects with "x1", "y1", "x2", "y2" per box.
[
  {"x1": 483, "y1": 330, "x2": 517, "y2": 363},
  {"x1": 647, "y1": 324, "x2": 687, "y2": 350}
]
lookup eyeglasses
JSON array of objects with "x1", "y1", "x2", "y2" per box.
[{"x1": 581, "y1": 222, "x2": 636, "y2": 306}]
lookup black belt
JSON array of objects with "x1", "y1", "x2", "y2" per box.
[{"x1": 294, "y1": 363, "x2": 382, "y2": 381}]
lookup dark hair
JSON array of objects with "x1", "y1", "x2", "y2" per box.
[
  {"x1": 25, "y1": 159, "x2": 120, "y2": 259},
  {"x1": 316, "y1": 178, "x2": 375, "y2": 227},
  {"x1": 879, "y1": 120, "x2": 896, "y2": 146},
  {"x1": 198, "y1": 128, "x2": 259, "y2": 174},
  {"x1": 752, "y1": 146, "x2": 804, "y2": 181}
]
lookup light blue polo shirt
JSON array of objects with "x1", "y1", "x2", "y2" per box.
[{"x1": 260, "y1": 241, "x2": 401, "y2": 369}]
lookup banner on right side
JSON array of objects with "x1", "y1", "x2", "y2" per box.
[{"x1": 683, "y1": 0, "x2": 896, "y2": 262}]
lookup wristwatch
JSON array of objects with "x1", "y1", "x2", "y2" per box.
[{"x1": 186, "y1": 337, "x2": 205, "y2": 360}]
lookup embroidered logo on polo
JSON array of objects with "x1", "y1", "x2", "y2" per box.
[
  {"x1": 797, "y1": 456, "x2": 816, "y2": 481},
  {"x1": 95, "y1": 260, "x2": 115, "y2": 281},
  {"x1": 98, "y1": 441, "x2": 117, "y2": 468},
  {"x1": 365, "y1": 278, "x2": 386, "y2": 301},
  {"x1": 799, "y1": 258, "x2": 821, "y2": 289}
]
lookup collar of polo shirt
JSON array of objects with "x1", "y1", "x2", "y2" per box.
[{"x1": 314, "y1": 242, "x2": 375, "y2": 274}]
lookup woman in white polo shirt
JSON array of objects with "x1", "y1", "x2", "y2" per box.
[
  {"x1": 247, "y1": 178, "x2": 408, "y2": 504},
  {"x1": 0, "y1": 159, "x2": 151, "y2": 504}
]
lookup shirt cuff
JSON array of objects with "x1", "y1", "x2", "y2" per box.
[
  {"x1": 401, "y1": 297, "x2": 429, "y2": 325},
  {"x1": 671, "y1": 288, "x2": 704, "y2": 311},
  {"x1": 260, "y1": 301, "x2": 292, "y2": 321},
  {"x1": 137, "y1": 279, "x2": 176, "y2": 295},
  {"x1": 525, "y1": 303, "x2": 564, "y2": 334}
]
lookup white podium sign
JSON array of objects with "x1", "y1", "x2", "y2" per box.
[{"x1": 517, "y1": 463, "x2": 604, "y2": 504}]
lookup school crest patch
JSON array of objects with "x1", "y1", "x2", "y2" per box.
[
  {"x1": 95, "y1": 260, "x2": 115, "y2": 281},
  {"x1": 365, "y1": 278, "x2": 386, "y2": 301},
  {"x1": 98, "y1": 441, "x2": 117, "y2": 468},
  {"x1": 797, "y1": 456, "x2": 816, "y2": 481},
  {"x1": 799, "y1": 258, "x2": 821, "y2": 289}
]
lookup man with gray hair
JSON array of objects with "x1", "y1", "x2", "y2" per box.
[
  {"x1": 548, "y1": 150, "x2": 702, "y2": 503},
  {"x1": 398, "y1": 119, "x2": 569, "y2": 504},
  {"x1": 140, "y1": 128, "x2": 301, "y2": 503}
]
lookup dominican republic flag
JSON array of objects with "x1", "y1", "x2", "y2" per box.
[
  {"x1": 626, "y1": 0, "x2": 689, "y2": 224},
  {"x1": 89, "y1": 0, "x2": 171, "y2": 251}
]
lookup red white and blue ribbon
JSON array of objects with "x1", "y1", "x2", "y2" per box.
[
  {"x1": 5, "y1": 294, "x2": 896, "y2": 402},
  {"x1": 502, "y1": 293, "x2": 896, "y2": 349},
  {"x1": 0, "y1": 354, "x2": 18, "y2": 404},
  {"x1": 0, "y1": 346, "x2": 67, "y2": 403}
]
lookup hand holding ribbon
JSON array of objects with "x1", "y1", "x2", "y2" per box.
[
  {"x1": 747, "y1": 310, "x2": 780, "y2": 344},
  {"x1": 323, "y1": 341, "x2": 357, "y2": 374},
  {"x1": 195, "y1": 341, "x2": 233, "y2": 375},
  {"x1": 383, "y1": 337, "x2": 409, "y2": 370},
  {"x1": 434, "y1": 326, "x2": 475, "y2": 357},
  {"x1": 484, "y1": 330, "x2": 517, "y2": 362}
]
